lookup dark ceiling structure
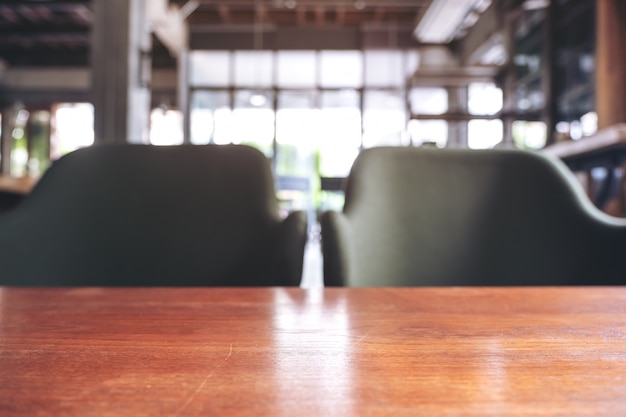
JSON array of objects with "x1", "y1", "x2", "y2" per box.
[
  {"x1": 0, "y1": 0, "x2": 91, "y2": 66},
  {"x1": 176, "y1": 0, "x2": 431, "y2": 28},
  {"x1": 0, "y1": 0, "x2": 433, "y2": 67}
]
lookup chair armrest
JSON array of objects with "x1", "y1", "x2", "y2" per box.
[
  {"x1": 319, "y1": 211, "x2": 351, "y2": 286},
  {"x1": 275, "y1": 210, "x2": 308, "y2": 286}
]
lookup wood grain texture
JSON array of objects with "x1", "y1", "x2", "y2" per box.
[
  {"x1": 1, "y1": 287, "x2": 626, "y2": 416},
  {"x1": 596, "y1": 0, "x2": 626, "y2": 129}
]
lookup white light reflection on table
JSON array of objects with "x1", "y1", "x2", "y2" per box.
[
  {"x1": 272, "y1": 288, "x2": 354, "y2": 415},
  {"x1": 468, "y1": 338, "x2": 509, "y2": 415}
]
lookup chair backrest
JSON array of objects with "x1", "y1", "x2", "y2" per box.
[
  {"x1": 0, "y1": 144, "x2": 307, "y2": 286},
  {"x1": 0, "y1": 190, "x2": 25, "y2": 213},
  {"x1": 321, "y1": 146, "x2": 626, "y2": 286}
]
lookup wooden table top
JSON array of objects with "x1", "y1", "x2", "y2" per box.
[{"x1": 1, "y1": 287, "x2": 626, "y2": 416}]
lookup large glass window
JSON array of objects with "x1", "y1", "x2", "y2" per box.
[
  {"x1": 186, "y1": 48, "x2": 422, "y2": 215},
  {"x1": 231, "y1": 90, "x2": 274, "y2": 155},
  {"x1": 2, "y1": 104, "x2": 85, "y2": 178},
  {"x1": 404, "y1": 50, "x2": 420, "y2": 79},
  {"x1": 318, "y1": 90, "x2": 361, "y2": 177},
  {"x1": 364, "y1": 51, "x2": 404, "y2": 88},
  {"x1": 317, "y1": 90, "x2": 361, "y2": 213},
  {"x1": 513, "y1": 121, "x2": 547, "y2": 150},
  {"x1": 468, "y1": 82, "x2": 503, "y2": 115},
  {"x1": 319, "y1": 50, "x2": 363, "y2": 88},
  {"x1": 275, "y1": 91, "x2": 317, "y2": 215},
  {"x1": 467, "y1": 83, "x2": 503, "y2": 149},
  {"x1": 408, "y1": 120, "x2": 448, "y2": 147},
  {"x1": 10, "y1": 108, "x2": 30, "y2": 177},
  {"x1": 189, "y1": 51, "x2": 231, "y2": 86},
  {"x1": 25, "y1": 111, "x2": 51, "y2": 176},
  {"x1": 468, "y1": 120, "x2": 503, "y2": 149},
  {"x1": 276, "y1": 92, "x2": 317, "y2": 176},
  {"x1": 190, "y1": 90, "x2": 230, "y2": 145},
  {"x1": 276, "y1": 51, "x2": 317, "y2": 88},
  {"x1": 363, "y1": 90, "x2": 408, "y2": 148},
  {"x1": 149, "y1": 109, "x2": 183, "y2": 146},
  {"x1": 409, "y1": 87, "x2": 448, "y2": 115},
  {"x1": 234, "y1": 51, "x2": 273, "y2": 87},
  {"x1": 51, "y1": 103, "x2": 94, "y2": 159}
]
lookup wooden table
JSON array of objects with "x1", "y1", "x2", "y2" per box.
[
  {"x1": 542, "y1": 124, "x2": 626, "y2": 163},
  {"x1": 2, "y1": 287, "x2": 626, "y2": 416},
  {"x1": 543, "y1": 124, "x2": 626, "y2": 210},
  {"x1": 0, "y1": 175, "x2": 38, "y2": 213},
  {"x1": 0, "y1": 175, "x2": 37, "y2": 195}
]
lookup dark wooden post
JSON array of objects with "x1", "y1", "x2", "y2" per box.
[{"x1": 596, "y1": 0, "x2": 626, "y2": 129}]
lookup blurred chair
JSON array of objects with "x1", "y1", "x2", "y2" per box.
[
  {"x1": 0, "y1": 144, "x2": 307, "y2": 286},
  {"x1": 320, "y1": 146, "x2": 626, "y2": 287},
  {"x1": 0, "y1": 190, "x2": 25, "y2": 213},
  {"x1": 0, "y1": 175, "x2": 37, "y2": 213}
]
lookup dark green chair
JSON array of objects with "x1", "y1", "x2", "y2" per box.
[
  {"x1": 0, "y1": 144, "x2": 307, "y2": 286},
  {"x1": 0, "y1": 190, "x2": 25, "y2": 213},
  {"x1": 320, "y1": 146, "x2": 626, "y2": 287}
]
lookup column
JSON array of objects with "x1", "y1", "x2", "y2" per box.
[
  {"x1": 596, "y1": 0, "x2": 626, "y2": 129},
  {"x1": 0, "y1": 106, "x2": 14, "y2": 175},
  {"x1": 178, "y1": 48, "x2": 191, "y2": 143},
  {"x1": 91, "y1": 0, "x2": 152, "y2": 144},
  {"x1": 595, "y1": 0, "x2": 626, "y2": 216},
  {"x1": 447, "y1": 86, "x2": 468, "y2": 148}
]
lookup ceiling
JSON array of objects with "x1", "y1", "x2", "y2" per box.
[
  {"x1": 175, "y1": 0, "x2": 432, "y2": 28},
  {"x1": 0, "y1": 0, "x2": 92, "y2": 66},
  {"x1": 0, "y1": 0, "x2": 441, "y2": 68}
]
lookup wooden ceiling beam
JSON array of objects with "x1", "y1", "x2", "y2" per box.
[
  {"x1": 71, "y1": 5, "x2": 92, "y2": 25},
  {"x1": 34, "y1": 6, "x2": 54, "y2": 22},
  {"x1": 335, "y1": 6, "x2": 346, "y2": 25},
  {"x1": 296, "y1": 7, "x2": 307, "y2": 25},
  {"x1": 373, "y1": 7, "x2": 385, "y2": 23},
  {"x1": 217, "y1": 5, "x2": 231, "y2": 23},
  {"x1": 0, "y1": 6, "x2": 20, "y2": 23},
  {"x1": 315, "y1": 6, "x2": 325, "y2": 25},
  {"x1": 256, "y1": 4, "x2": 268, "y2": 22},
  {"x1": 17, "y1": 6, "x2": 44, "y2": 23}
]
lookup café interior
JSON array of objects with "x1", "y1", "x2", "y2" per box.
[
  {"x1": 0, "y1": 0, "x2": 624, "y2": 287},
  {"x1": 3, "y1": 2, "x2": 626, "y2": 414}
]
